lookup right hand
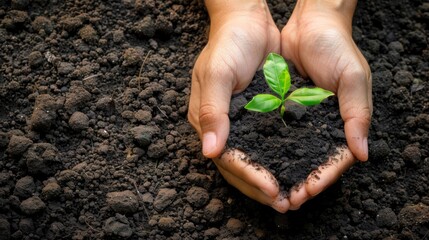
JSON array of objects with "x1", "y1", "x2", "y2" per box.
[{"x1": 187, "y1": 1, "x2": 287, "y2": 211}]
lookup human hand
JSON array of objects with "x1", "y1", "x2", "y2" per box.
[
  {"x1": 188, "y1": 0, "x2": 280, "y2": 159},
  {"x1": 278, "y1": 0, "x2": 372, "y2": 209},
  {"x1": 281, "y1": 0, "x2": 372, "y2": 161},
  {"x1": 188, "y1": 0, "x2": 285, "y2": 211}
]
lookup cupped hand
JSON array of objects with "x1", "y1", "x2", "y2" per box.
[
  {"x1": 278, "y1": 0, "x2": 372, "y2": 209},
  {"x1": 188, "y1": 1, "x2": 284, "y2": 211},
  {"x1": 188, "y1": 1, "x2": 280, "y2": 158},
  {"x1": 281, "y1": 0, "x2": 372, "y2": 162}
]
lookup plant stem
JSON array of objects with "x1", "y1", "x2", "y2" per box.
[{"x1": 281, "y1": 117, "x2": 287, "y2": 128}]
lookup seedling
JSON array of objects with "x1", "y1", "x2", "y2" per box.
[{"x1": 245, "y1": 53, "x2": 334, "y2": 126}]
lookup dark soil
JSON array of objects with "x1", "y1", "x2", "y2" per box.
[{"x1": 0, "y1": 0, "x2": 428, "y2": 239}]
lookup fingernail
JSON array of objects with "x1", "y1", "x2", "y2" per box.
[{"x1": 203, "y1": 132, "x2": 217, "y2": 157}]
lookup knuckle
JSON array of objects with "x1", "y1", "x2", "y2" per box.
[{"x1": 199, "y1": 103, "x2": 219, "y2": 125}]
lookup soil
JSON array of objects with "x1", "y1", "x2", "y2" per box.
[{"x1": 0, "y1": 0, "x2": 428, "y2": 240}]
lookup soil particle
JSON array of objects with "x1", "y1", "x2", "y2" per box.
[
  {"x1": 398, "y1": 203, "x2": 429, "y2": 227},
  {"x1": 229, "y1": 95, "x2": 247, "y2": 119},
  {"x1": 204, "y1": 227, "x2": 220, "y2": 239},
  {"x1": 147, "y1": 139, "x2": 168, "y2": 158},
  {"x1": 394, "y1": 70, "x2": 414, "y2": 87},
  {"x1": 0, "y1": 132, "x2": 9, "y2": 149},
  {"x1": 59, "y1": 16, "x2": 83, "y2": 33},
  {"x1": 122, "y1": 47, "x2": 144, "y2": 67},
  {"x1": 41, "y1": 182, "x2": 61, "y2": 200},
  {"x1": 57, "y1": 169, "x2": 79, "y2": 184},
  {"x1": 372, "y1": 70, "x2": 393, "y2": 93},
  {"x1": 162, "y1": 89, "x2": 178, "y2": 105},
  {"x1": 153, "y1": 188, "x2": 176, "y2": 212},
  {"x1": 406, "y1": 30, "x2": 427, "y2": 53},
  {"x1": 132, "y1": 16, "x2": 155, "y2": 38},
  {"x1": 64, "y1": 86, "x2": 91, "y2": 113},
  {"x1": 31, "y1": 16, "x2": 53, "y2": 34},
  {"x1": 155, "y1": 15, "x2": 173, "y2": 37},
  {"x1": 380, "y1": 171, "x2": 397, "y2": 183},
  {"x1": 11, "y1": 0, "x2": 29, "y2": 10},
  {"x1": 204, "y1": 198, "x2": 224, "y2": 223},
  {"x1": 130, "y1": 125, "x2": 159, "y2": 147},
  {"x1": 134, "y1": 110, "x2": 152, "y2": 123},
  {"x1": 186, "y1": 172, "x2": 212, "y2": 188},
  {"x1": 226, "y1": 218, "x2": 245, "y2": 235},
  {"x1": 135, "y1": 0, "x2": 155, "y2": 15},
  {"x1": 30, "y1": 94, "x2": 63, "y2": 131},
  {"x1": 18, "y1": 218, "x2": 34, "y2": 235},
  {"x1": 103, "y1": 214, "x2": 133, "y2": 238},
  {"x1": 186, "y1": 186, "x2": 209, "y2": 208},
  {"x1": 0, "y1": 172, "x2": 11, "y2": 185},
  {"x1": 376, "y1": 208, "x2": 398, "y2": 227},
  {"x1": 388, "y1": 41, "x2": 404, "y2": 53},
  {"x1": 6, "y1": 135, "x2": 33, "y2": 157},
  {"x1": 13, "y1": 176, "x2": 36, "y2": 199},
  {"x1": 106, "y1": 190, "x2": 139, "y2": 214},
  {"x1": 112, "y1": 29, "x2": 124, "y2": 43},
  {"x1": 28, "y1": 51, "x2": 44, "y2": 68},
  {"x1": 401, "y1": 145, "x2": 421, "y2": 165},
  {"x1": 369, "y1": 139, "x2": 390, "y2": 160},
  {"x1": 78, "y1": 25, "x2": 98, "y2": 44},
  {"x1": 24, "y1": 143, "x2": 61, "y2": 177},
  {"x1": 95, "y1": 96, "x2": 115, "y2": 115},
  {"x1": 20, "y1": 196, "x2": 46, "y2": 215},
  {"x1": 68, "y1": 111, "x2": 89, "y2": 131},
  {"x1": 158, "y1": 217, "x2": 176, "y2": 232},
  {"x1": 284, "y1": 101, "x2": 307, "y2": 120},
  {"x1": 362, "y1": 198, "x2": 378, "y2": 214},
  {"x1": 46, "y1": 222, "x2": 65, "y2": 240},
  {"x1": 2, "y1": 10, "x2": 29, "y2": 31},
  {"x1": 0, "y1": 218, "x2": 11, "y2": 240},
  {"x1": 57, "y1": 62, "x2": 75, "y2": 75}
]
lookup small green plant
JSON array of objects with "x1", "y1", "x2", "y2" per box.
[{"x1": 245, "y1": 53, "x2": 334, "y2": 126}]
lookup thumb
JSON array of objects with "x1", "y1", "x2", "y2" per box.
[
  {"x1": 338, "y1": 67, "x2": 372, "y2": 161},
  {"x1": 197, "y1": 68, "x2": 235, "y2": 159}
]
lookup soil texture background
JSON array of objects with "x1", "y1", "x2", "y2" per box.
[{"x1": 0, "y1": 0, "x2": 428, "y2": 239}]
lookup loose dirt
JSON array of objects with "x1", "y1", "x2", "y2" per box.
[{"x1": 0, "y1": 0, "x2": 428, "y2": 239}]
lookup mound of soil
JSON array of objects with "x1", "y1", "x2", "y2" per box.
[{"x1": 0, "y1": 0, "x2": 428, "y2": 239}]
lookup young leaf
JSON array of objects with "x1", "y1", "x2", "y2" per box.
[
  {"x1": 244, "y1": 94, "x2": 282, "y2": 113},
  {"x1": 286, "y1": 87, "x2": 335, "y2": 106},
  {"x1": 263, "y1": 53, "x2": 291, "y2": 98}
]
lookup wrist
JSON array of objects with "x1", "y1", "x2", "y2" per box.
[
  {"x1": 205, "y1": 0, "x2": 268, "y2": 19},
  {"x1": 295, "y1": 0, "x2": 357, "y2": 23}
]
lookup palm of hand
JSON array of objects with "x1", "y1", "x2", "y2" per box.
[
  {"x1": 281, "y1": 11, "x2": 372, "y2": 162},
  {"x1": 188, "y1": 9, "x2": 280, "y2": 154}
]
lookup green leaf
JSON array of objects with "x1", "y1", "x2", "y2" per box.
[
  {"x1": 286, "y1": 87, "x2": 335, "y2": 106},
  {"x1": 263, "y1": 53, "x2": 290, "y2": 99},
  {"x1": 244, "y1": 94, "x2": 282, "y2": 113}
]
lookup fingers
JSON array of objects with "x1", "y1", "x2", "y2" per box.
[
  {"x1": 188, "y1": 50, "x2": 236, "y2": 158},
  {"x1": 198, "y1": 59, "x2": 235, "y2": 158},
  {"x1": 215, "y1": 149, "x2": 280, "y2": 199},
  {"x1": 215, "y1": 147, "x2": 355, "y2": 212},
  {"x1": 305, "y1": 146, "x2": 355, "y2": 196},
  {"x1": 288, "y1": 146, "x2": 356, "y2": 210},
  {"x1": 214, "y1": 148, "x2": 290, "y2": 213},
  {"x1": 337, "y1": 62, "x2": 372, "y2": 161}
]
